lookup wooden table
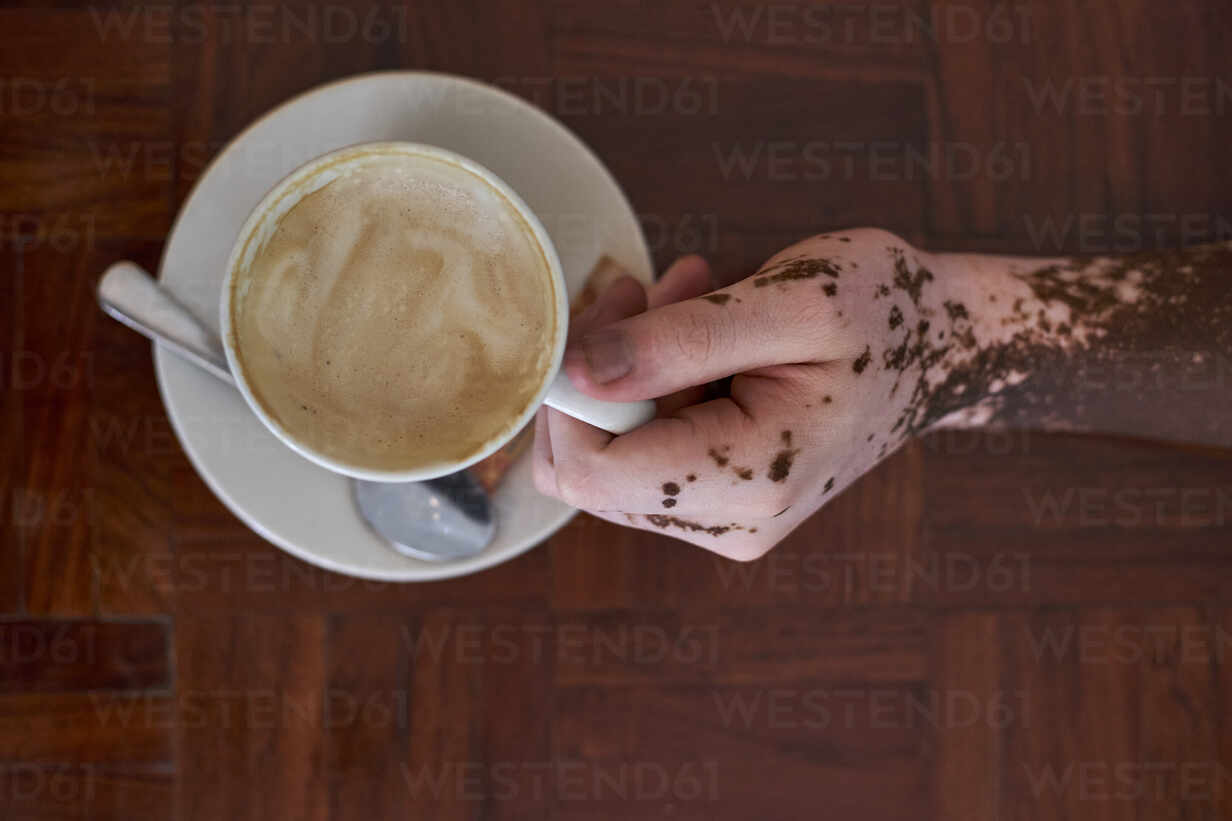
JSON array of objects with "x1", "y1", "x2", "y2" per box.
[{"x1": 4, "y1": 1, "x2": 1231, "y2": 818}]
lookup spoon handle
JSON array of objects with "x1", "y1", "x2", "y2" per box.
[{"x1": 96, "y1": 261, "x2": 235, "y2": 385}]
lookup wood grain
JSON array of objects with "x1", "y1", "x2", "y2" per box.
[
  {"x1": 0, "y1": 693, "x2": 173, "y2": 763},
  {"x1": 323, "y1": 614, "x2": 408, "y2": 821},
  {"x1": 0, "y1": 620, "x2": 168, "y2": 693},
  {"x1": 0, "y1": 764, "x2": 174, "y2": 821},
  {"x1": 3, "y1": 0, "x2": 1232, "y2": 818},
  {"x1": 174, "y1": 612, "x2": 327, "y2": 821}
]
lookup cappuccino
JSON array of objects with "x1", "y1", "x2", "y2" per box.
[{"x1": 230, "y1": 150, "x2": 558, "y2": 471}]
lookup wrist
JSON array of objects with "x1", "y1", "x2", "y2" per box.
[{"x1": 912, "y1": 250, "x2": 1047, "y2": 432}]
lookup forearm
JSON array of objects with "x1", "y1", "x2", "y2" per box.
[{"x1": 925, "y1": 243, "x2": 1232, "y2": 447}]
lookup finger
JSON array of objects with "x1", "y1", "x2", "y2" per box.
[
  {"x1": 571, "y1": 274, "x2": 646, "y2": 338},
  {"x1": 548, "y1": 390, "x2": 809, "y2": 518},
  {"x1": 548, "y1": 273, "x2": 652, "y2": 472},
  {"x1": 532, "y1": 408, "x2": 557, "y2": 496},
  {"x1": 562, "y1": 255, "x2": 842, "y2": 401},
  {"x1": 648, "y1": 255, "x2": 713, "y2": 309},
  {"x1": 648, "y1": 256, "x2": 715, "y2": 414},
  {"x1": 540, "y1": 276, "x2": 643, "y2": 498}
]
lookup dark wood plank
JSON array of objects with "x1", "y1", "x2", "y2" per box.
[
  {"x1": 324, "y1": 614, "x2": 408, "y2": 821},
  {"x1": 553, "y1": 0, "x2": 929, "y2": 65},
  {"x1": 927, "y1": 0, "x2": 1232, "y2": 253},
  {"x1": 86, "y1": 240, "x2": 178, "y2": 616},
  {"x1": 175, "y1": 612, "x2": 327, "y2": 821},
  {"x1": 170, "y1": 1, "x2": 448, "y2": 207},
  {"x1": 403, "y1": 608, "x2": 482, "y2": 819},
  {"x1": 168, "y1": 530, "x2": 551, "y2": 614},
  {"x1": 0, "y1": 236, "x2": 22, "y2": 614},
  {"x1": 551, "y1": 0, "x2": 934, "y2": 273},
  {"x1": 0, "y1": 693, "x2": 172, "y2": 763},
  {"x1": 88, "y1": 398, "x2": 176, "y2": 616},
  {"x1": 1218, "y1": 607, "x2": 1232, "y2": 821},
  {"x1": 921, "y1": 432, "x2": 1232, "y2": 606},
  {"x1": 15, "y1": 394, "x2": 95, "y2": 617},
  {"x1": 401, "y1": 0, "x2": 552, "y2": 77},
  {"x1": 550, "y1": 514, "x2": 648, "y2": 611},
  {"x1": 715, "y1": 607, "x2": 928, "y2": 683},
  {"x1": 0, "y1": 9, "x2": 172, "y2": 239},
  {"x1": 932, "y1": 612, "x2": 1004, "y2": 821},
  {"x1": 1002, "y1": 606, "x2": 1224, "y2": 818},
  {"x1": 553, "y1": 681, "x2": 927, "y2": 819},
  {"x1": 10, "y1": 240, "x2": 103, "y2": 616},
  {"x1": 0, "y1": 764, "x2": 173, "y2": 821},
  {"x1": 550, "y1": 608, "x2": 722, "y2": 686},
  {"x1": 0, "y1": 620, "x2": 168, "y2": 693},
  {"x1": 552, "y1": 63, "x2": 931, "y2": 275},
  {"x1": 400, "y1": 605, "x2": 555, "y2": 817},
  {"x1": 470, "y1": 605, "x2": 555, "y2": 820}
]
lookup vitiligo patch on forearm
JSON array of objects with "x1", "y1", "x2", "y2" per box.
[{"x1": 927, "y1": 243, "x2": 1232, "y2": 444}]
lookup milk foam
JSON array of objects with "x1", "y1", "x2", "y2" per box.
[{"x1": 232, "y1": 152, "x2": 557, "y2": 470}]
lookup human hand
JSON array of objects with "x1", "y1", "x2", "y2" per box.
[{"x1": 533, "y1": 229, "x2": 977, "y2": 560}]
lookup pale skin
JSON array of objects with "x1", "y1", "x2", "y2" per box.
[{"x1": 533, "y1": 229, "x2": 1232, "y2": 561}]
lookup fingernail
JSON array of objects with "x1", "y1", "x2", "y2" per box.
[{"x1": 578, "y1": 328, "x2": 633, "y2": 384}]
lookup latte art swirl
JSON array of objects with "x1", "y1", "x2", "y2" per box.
[{"x1": 231, "y1": 152, "x2": 557, "y2": 471}]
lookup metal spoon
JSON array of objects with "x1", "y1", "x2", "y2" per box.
[{"x1": 96, "y1": 261, "x2": 495, "y2": 562}]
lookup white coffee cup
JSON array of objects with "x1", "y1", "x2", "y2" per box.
[{"x1": 220, "y1": 141, "x2": 654, "y2": 482}]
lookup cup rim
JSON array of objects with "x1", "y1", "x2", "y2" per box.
[{"x1": 219, "y1": 140, "x2": 569, "y2": 482}]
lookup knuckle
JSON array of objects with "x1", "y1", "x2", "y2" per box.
[
  {"x1": 666, "y1": 310, "x2": 719, "y2": 364},
  {"x1": 532, "y1": 461, "x2": 556, "y2": 497},
  {"x1": 833, "y1": 226, "x2": 904, "y2": 249},
  {"x1": 780, "y1": 291, "x2": 832, "y2": 340},
  {"x1": 554, "y1": 456, "x2": 602, "y2": 509},
  {"x1": 719, "y1": 536, "x2": 775, "y2": 563}
]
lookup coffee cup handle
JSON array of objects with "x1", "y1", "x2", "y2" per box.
[{"x1": 542, "y1": 371, "x2": 655, "y2": 435}]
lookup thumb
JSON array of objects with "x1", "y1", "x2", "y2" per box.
[{"x1": 562, "y1": 282, "x2": 824, "y2": 401}]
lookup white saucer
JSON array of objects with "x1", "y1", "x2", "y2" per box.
[{"x1": 154, "y1": 72, "x2": 652, "y2": 581}]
